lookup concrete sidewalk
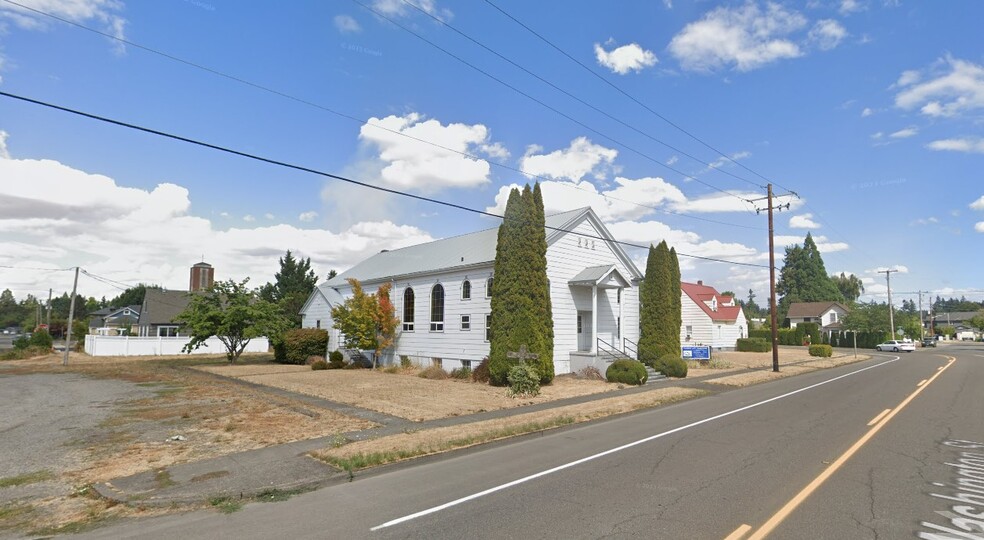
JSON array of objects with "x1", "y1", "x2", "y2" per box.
[{"x1": 93, "y1": 356, "x2": 855, "y2": 507}]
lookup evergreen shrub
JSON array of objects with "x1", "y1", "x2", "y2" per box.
[
  {"x1": 328, "y1": 350, "x2": 345, "y2": 369},
  {"x1": 277, "y1": 329, "x2": 328, "y2": 365},
  {"x1": 605, "y1": 359, "x2": 648, "y2": 385},
  {"x1": 29, "y1": 329, "x2": 53, "y2": 349},
  {"x1": 310, "y1": 359, "x2": 328, "y2": 370},
  {"x1": 749, "y1": 329, "x2": 772, "y2": 340},
  {"x1": 736, "y1": 337, "x2": 772, "y2": 352},
  {"x1": 808, "y1": 344, "x2": 833, "y2": 357},
  {"x1": 654, "y1": 355, "x2": 688, "y2": 378},
  {"x1": 507, "y1": 364, "x2": 541, "y2": 396},
  {"x1": 450, "y1": 367, "x2": 472, "y2": 380}
]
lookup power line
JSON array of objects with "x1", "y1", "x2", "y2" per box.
[
  {"x1": 0, "y1": 90, "x2": 770, "y2": 269},
  {"x1": 481, "y1": 0, "x2": 796, "y2": 196},
  {"x1": 0, "y1": 0, "x2": 761, "y2": 232},
  {"x1": 352, "y1": 0, "x2": 756, "y2": 207},
  {"x1": 400, "y1": 0, "x2": 766, "y2": 191},
  {"x1": 0, "y1": 264, "x2": 75, "y2": 272}
]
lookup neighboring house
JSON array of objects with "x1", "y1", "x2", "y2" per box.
[
  {"x1": 932, "y1": 311, "x2": 981, "y2": 340},
  {"x1": 680, "y1": 281, "x2": 748, "y2": 350},
  {"x1": 137, "y1": 289, "x2": 191, "y2": 337},
  {"x1": 88, "y1": 305, "x2": 141, "y2": 336},
  {"x1": 300, "y1": 207, "x2": 643, "y2": 375},
  {"x1": 787, "y1": 301, "x2": 850, "y2": 338}
]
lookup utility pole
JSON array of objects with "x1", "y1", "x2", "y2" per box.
[
  {"x1": 63, "y1": 267, "x2": 79, "y2": 366},
  {"x1": 879, "y1": 269, "x2": 898, "y2": 339},
  {"x1": 916, "y1": 290, "x2": 929, "y2": 340},
  {"x1": 750, "y1": 184, "x2": 794, "y2": 373},
  {"x1": 46, "y1": 288, "x2": 52, "y2": 330}
]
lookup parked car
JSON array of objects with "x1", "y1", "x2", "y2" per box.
[
  {"x1": 876, "y1": 340, "x2": 915, "y2": 352},
  {"x1": 921, "y1": 337, "x2": 937, "y2": 347}
]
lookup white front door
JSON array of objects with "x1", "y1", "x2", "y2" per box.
[{"x1": 577, "y1": 311, "x2": 590, "y2": 351}]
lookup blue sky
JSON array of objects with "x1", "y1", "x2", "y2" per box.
[{"x1": 0, "y1": 0, "x2": 981, "y2": 307}]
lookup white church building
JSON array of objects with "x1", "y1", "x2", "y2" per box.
[{"x1": 300, "y1": 207, "x2": 643, "y2": 375}]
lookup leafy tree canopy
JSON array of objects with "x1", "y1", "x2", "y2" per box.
[
  {"x1": 777, "y1": 233, "x2": 844, "y2": 323},
  {"x1": 831, "y1": 272, "x2": 865, "y2": 302},
  {"x1": 330, "y1": 279, "x2": 399, "y2": 366},
  {"x1": 176, "y1": 278, "x2": 288, "y2": 363}
]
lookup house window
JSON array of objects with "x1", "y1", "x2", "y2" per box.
[
  {"x1": 617, "y1": 317, "x2": 621, "y2": 340},
  {"x1": 485, "y1": 314, "x2": 491, "y2": 342},
  {"x1": 430, "y1": 284, "x2": 445, "y2": 331},
  {"x1": 461, "y1": 314, "x2": 471, "y2": 330},
  {"x1": 316, "y1": 319, "x2": 321, "y2": 329},
  {"x1": 617, "y1": 289, "x2": 621, "y2": 304},
  {"x1": 830, "y1": 312, "x2": 838, "y2": 323},
  {"x1": 432, "y1": 358, "x2": 442, "y2": 368},
  {"x1": 685, "y1": 325, "x2": 693, "y2": 341},
  {"x1": 461, "y1": 359, "x2": 472, "y2": 369},
  {"x1": 462, "y1": 280, "x2": 471, "y2": 300},
  {"x1": 158, "y1": 326, "x2": 178, "y2": 337},
  {"x1": 486, "y1": 277, "x2": 493, "y2": 298},
  {"x1": 577, "y1": 315, "x2": 582, "y2": 334},
  {"x1": 403, "y1": 287, "x2": 415, "y2": 332}
]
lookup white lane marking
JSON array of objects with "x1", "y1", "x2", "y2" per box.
[
  {"x1": 370, "y1": 357, "x2": 901, "y2": 531},
  {"x1": 917, "y1": 379, "x2": 928, "y2": 387},
  {"x1": 867, "y1": 408, "x2": 891, "y2": 426}
]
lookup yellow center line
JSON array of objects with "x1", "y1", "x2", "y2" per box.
[
  {"x1": 867, "y1": 408, "x2": 891, "y2": 426},
  {"x1": 746, "y1": 356, "x2": 957, "y2": 540},
  {"x1": 917, "y1": 379, "x2": 928, "y2": 387},
  {"x1": 724, "y1": 524, "x2": 752, "y2": 540}
]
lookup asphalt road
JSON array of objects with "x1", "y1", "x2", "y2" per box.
[{"x1": 77, "y1": 344, "x2": 984, "y2": 540}]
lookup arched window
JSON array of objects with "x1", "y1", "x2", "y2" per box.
[
  {"x1": 462, "y1": 280, "x2": 471, "y2": 300},
  {"x1": 430, "y1": 284, "x2": 445, "y2": 331},
  {"x1": 486, "y1": 277, "x2": 493, "y2": 298},
  {"x1": 403, "y1": 287, "x2": 415, "y2": 332}
]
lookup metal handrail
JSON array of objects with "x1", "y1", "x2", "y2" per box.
[
  {"x1": 622, "y1": 338, "x2": 638, "y2": 360},
  {"x1": 597, "y1": 337, "x2": 629, "y2": 363}
]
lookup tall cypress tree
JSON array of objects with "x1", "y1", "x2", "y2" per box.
[
  {"x1": 638, "y1": 243, "x2": 663, "y2": 364},
  {"x1": 777, "y1": 233, "x2": 843, "y2": 322},
  {"x1": 667, "y1": 247, "x2": 682, "y2": 357},
  {"x1": 488, "y1": 184, "x2": 554, "y2": 385}
]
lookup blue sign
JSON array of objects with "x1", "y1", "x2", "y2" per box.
[{"x1": 682, "y1": 345, "x2": 711, "y2": 360}]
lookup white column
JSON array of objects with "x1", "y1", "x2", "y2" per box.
[
  {"x1": 618, "y1": 286, "x2": 623, "y2": 345},
  {"x1": 591, "y1": 285, "x2": 598, "y2": 354}
]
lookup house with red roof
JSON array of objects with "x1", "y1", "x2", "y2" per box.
[{"x1": 680, "y1": 281, "x2": 749, "y2": 350}]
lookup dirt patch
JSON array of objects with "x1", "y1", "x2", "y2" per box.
[
  {"x1": 199, "y1": 366, "x2": 619, "y2": 422},
  {"x1": 0, "y1": 352, "x2": 375, "y2": 535},
  {"x1": 314, "y1": 386, "x2": 704, "y2": 468}
]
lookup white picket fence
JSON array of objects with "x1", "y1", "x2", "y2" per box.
[{"x1": 84, "y1": 335, "x2": 270, "y2": 357}]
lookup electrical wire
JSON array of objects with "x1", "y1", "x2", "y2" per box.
[
  {"x1": 481, "y1": 0, "x2": 798, "y2": 196},
  {"x1": 400, "y1": 0, "x2": 766, "y2": 191},
  {"x1": 0, "y1": 90, "x2": 770, "y2": 269},
  {"x1": 0, "y1": 0, "x2": 762, "y2": 231},
  {"x1": 0, "y1": 265, "x2": 74, "y2": 271},
  {"x1": 352, "y1": 0, "x2": 756, "y2": 207}
]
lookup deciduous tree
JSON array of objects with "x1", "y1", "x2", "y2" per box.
[
  {"x1": 176, "y1": 279, "x2": 287, "y2": 363},
  {"x1": 330, "y1": 279, "x2": 400, "y2": 367}
]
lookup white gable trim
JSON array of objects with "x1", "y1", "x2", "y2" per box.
[
  {"x1": 547, "y1": 208, "x2": 643, "y2": 281},
  {"x1": 300, "y1": 287, "x2": 331, "y2": 315}
]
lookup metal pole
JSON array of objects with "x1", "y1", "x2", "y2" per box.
[
  {"x1": 767, "y1": 184, "x2": 780, "y2": 372},
  {"x1": 63, "y1": 267, "x2": 79, "y2": 366},
  {"x1": 879, "y1": 269, "x2": 897, "y2": 339},
  {"x1": 46, "y1": 288, "x2": 52, "y2": 329}
]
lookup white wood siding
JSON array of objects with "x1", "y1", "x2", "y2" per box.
[
  {"x1": 680, "y1": 292, "x2": 747, "y2": 350},
  {"x1": 300, "y1": 292, "x2": 341, "y2": 352}
]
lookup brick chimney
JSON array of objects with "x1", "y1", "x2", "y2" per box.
[
  {"x1": 697, "y1": 280, "x2": 703, "y2": 286},
  {"x1": 190, "y1": 262, "x2": 214, "y2": 292}
]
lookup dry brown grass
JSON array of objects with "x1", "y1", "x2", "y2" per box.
[
  {"x1": 703, "y1": 348, "x2": 871, "y2": 387},
  {"x1": 314, "y1": 386, "x2": 704, "y2": 469},
  {"x1": 198, "y1": 366, "x2": 620, "y2": 422}
]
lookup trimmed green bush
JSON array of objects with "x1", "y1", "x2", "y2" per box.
[
  {"x1": 328, "y1": 350, "x2": 345, "y2": 369},
  {"x1": 472, "y1": 357, "x2": 491, "y2": 383},
  {"x1": 808, "y1": 344, "x2": 833, "y2": 357},
  {"x1": 798, "y1": 322, "x2": 821, "y2": 345},
  {"x1": 276, "y1": 328, "x2": 328, "y2": 365},
  {"x1": 605, "y1": 359, "x2": 648, "y2": 385},
  {"x1": 749, "y1": 329, "x2": 772, "y2": 341},
  {"x1": 450, "y1": 367, "x2": 472, "y2": 380},
  {"x1": 311, "y1": 359, "x2": 328, "y2": 370},
  {"x1": 736, "y1": 337, "x2": 772, "y2": 352},
  {"x1": 29, "y1": 329, "x2": 53, "y2": 349},
  {"x1": 654, "y1": 355, "x2": 688, "y2": 378},
  {"x1": 507, "y1": 364, "x2": 541, "y2": 396}
]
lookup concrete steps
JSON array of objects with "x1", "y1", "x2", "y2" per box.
[{"x1": 644, "y1": 365, "x2": 667, "y2": 384}]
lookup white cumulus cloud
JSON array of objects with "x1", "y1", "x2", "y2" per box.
[
  {"x1": 895, "y1": 57, "x2": 984, "y2": 118},
  {"x1": 371, "y1": 0, "x2": 452, "y2": 21},
  {"x1": 789, "y1": 213, "x2": 820, "y2": 229},
  {"x1": 926, "y1": 138, "x2": 984, "y2": 154},
  {"x1": 808, "y1": 19, "x2": 847, "y2": 51},
  {"x1": 0, "y1": 0, "x2": 127, "y2": 53},
  {"x1": 668, "y1": 2, "x2": 807, "y2": 72},
  {"x1": 0, "y1": 155, "x2": 434, "y2": 299},
  {"x1": 333, "y1": 14, "x2": 361, "y2": 33},
  {"x1": 520, "y1": 137, "x2": 618, "y2": 183},
  {"x1": 594, "y1": 42, "x2": 658, "y2": 75},
  {"x1": 359, "y1": 113, "x2": 500, "y2": 192},
  {"x1": 298, "y1": 211, "x2": 318, "y2": 222},
  {"x1": 861, "y1": 107, "x2": 873, "y2": 117},
  {"x1": 774, "y1": 234, "x2": 849, "y2": 253},
  {"x1": 0, "y1": 130, "x2": 9, "y2": 159},
  {"x1": 889, "y1": 126, "x2": 918, "y2": 139},
  {"x1": 976, "y1": 222, "x2": 984, "y2": 233},
  {"x1": 971, "y1": 196, "x2": 984, "y2": 211}
]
